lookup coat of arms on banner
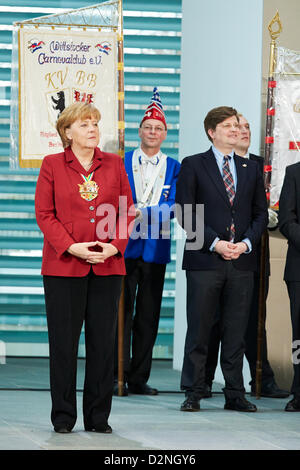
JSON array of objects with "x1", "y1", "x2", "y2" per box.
[
  {"x1": 73, "y1": 88, "x2": 95, "y2": 105},
  {"x1": 46, "y1": 89, "x2": 69, "y2": 127},
  {"x1": 95, "y1": 41, "x2": 111, "y2": 56},
  {"x1": 27, "y1": 38, "x2": 45, "y2": 53}
]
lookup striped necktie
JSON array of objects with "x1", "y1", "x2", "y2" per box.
[{"x1": 222, "y1": 155, "x2": 235, "y2": 241}]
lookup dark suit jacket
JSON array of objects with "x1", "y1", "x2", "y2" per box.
[
  {"x1": 175, "y1": 147, "x2": 268, "y2": 271},
  {"x1": 279, "y1": 162, "x2": 300, "y2": 281},
  {"x1": 248, "y1": 153, "x2": 270, "y2": 277},
  {"x1": 249, "y1": 153, "x2": 263, "y2": 172}
]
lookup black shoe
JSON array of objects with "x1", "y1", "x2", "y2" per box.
[
  {"x1": 128, "y1": 383, "x2": 158, "y2": 395},
  {"x1": 203, "y1": 383, "x2": 212, "y2": 398},
  {"x1": 251, "y1": 382, "x2": 290, "y2": 398},
  {"x1": 285, "y1": 397, "x2": 300, "y2": 412},
  {"x1": 113, "y1": 382, "x2": 128, "y2": 396},
  {"x1": 180, "y1": 398, "x2": 200, "y2": 412},
  {"x1": 85, "y1": 424, "x2": 113, "y2": 433},
  {"x1": 54, "y1": 425, "x2": 72, "y2": 433},
  {"x1": 224, "y1": 397, "x2": 257, "y2": 412}
]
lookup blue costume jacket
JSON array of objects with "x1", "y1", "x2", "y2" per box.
[{"x1": 124, "y1": 149, "x2": 181, "y2": 264}]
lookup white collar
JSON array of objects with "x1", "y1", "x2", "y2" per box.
[
  {"x1": 235, "y1": 151, "x2": 250, "y2": 159},
  {"x1": 139, "y1": 147, "x2": 161, "y2": 162}
]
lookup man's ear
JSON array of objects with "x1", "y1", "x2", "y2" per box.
[{"x1": 207, "y1": 128, "x2": 214, "y2": 141}]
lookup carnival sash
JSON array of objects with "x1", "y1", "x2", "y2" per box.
[{"x1": 132, "y1": 148, "x2": 167, "y2": 208}]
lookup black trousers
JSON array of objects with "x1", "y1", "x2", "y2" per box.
[
  {"x1": 205, "y1": 273, "x2": 275, "y2": 388},
  {"x1": 43, "y1": 271, "x2": 122, "y2": 429},
  {"x1": 286, "y1": 281, "x2": 300, "y2": 399},
  {"x1": 181, "y1": 262, "x2": 253, "y2": 400},
  {"x1": 115, "y1": 257, "x2": 166, "y2": 386}
]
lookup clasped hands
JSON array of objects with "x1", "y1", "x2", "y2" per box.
[
  {"x1": 215, "y1": 240, "x2": 248, "y2": 260},
  {"x1": 67, "y1": 241, "x2": 118, "y2": 264}
]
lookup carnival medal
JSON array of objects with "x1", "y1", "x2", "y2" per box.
[{"x1": 78, "y1": 172, "x2": 99, "y2": 201}]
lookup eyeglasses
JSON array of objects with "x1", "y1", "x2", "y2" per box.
[{"x1": 141, "y1": 125, "x2": 166, "y2": 133}]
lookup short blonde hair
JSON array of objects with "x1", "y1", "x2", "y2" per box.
[{"x1": 56, "y1": 102, "x2": 101, "y2": 148}]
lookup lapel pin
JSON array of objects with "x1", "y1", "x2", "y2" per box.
[{"x1": 242, "y1": 164, "x2": 247, "y2": 167}]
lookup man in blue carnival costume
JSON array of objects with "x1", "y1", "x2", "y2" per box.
[{"x1": 114, "y1": 87, "x2": 180, "y2": 395}]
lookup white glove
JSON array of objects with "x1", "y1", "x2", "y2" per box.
[{"x1": 268, "y1": 208, "x2": 278, "y2": 229}]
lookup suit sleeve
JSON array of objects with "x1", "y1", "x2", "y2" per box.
[
  {"x1": 175, "y1": 157, "x2": 217, "y2": 251},
  {"x1": 250, "y1": 154, "x2": 264, "y2": 175},
  {"x1": 35, "y1": 157, "x2": 75, "y2": 258},
  {"x1": 109, "y1": 157, "x2": 135, "y2": 255},
  {"x1": 242, "y1": 163, "x2": 268, "y2": 246},
  {"x1": 279, "y1": 166, "x2": 300, "y2": 252}
]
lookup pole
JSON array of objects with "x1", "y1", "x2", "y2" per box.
[
  {"x1": 255, "y1": 11, "x2": 282, "y2": 398},
  {"x1": 116, "y1": 0, "x2": 126, "y2": 396}
]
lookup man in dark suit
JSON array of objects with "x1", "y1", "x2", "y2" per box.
[
  {"x1": 279, "y1": 163, "x2": 300, "y2": 411},
  {"x1": 176, "y1": 106, "x2": 268, "y2": 412},
  {"x1": 205, "y1": 115, "x2": 289, "y2": 399}
]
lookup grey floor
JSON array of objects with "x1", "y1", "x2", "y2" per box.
[{"x1": 0, "y1": 358, "x2": 299, "y2": 451}]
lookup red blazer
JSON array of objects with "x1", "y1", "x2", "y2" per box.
[{"x1": 35, "y1": 146, "x2": 134, "y2": 276}]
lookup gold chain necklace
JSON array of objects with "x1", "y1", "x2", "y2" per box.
[{"x1": 78, "y1": 158, "x2": 94, "y2": 171}]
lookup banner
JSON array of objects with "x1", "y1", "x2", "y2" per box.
[
  {"x1": 9, "y1": 1, "x2": 123, "y2": 169},
  {"x1": 270, "y1": 46, "x2": 300, "y2": 207},
  {"x1": 18, "y1": 27, "x2": 118, "y2": 167}
]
